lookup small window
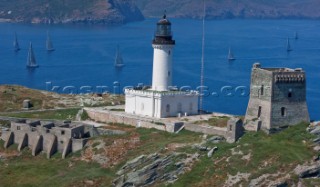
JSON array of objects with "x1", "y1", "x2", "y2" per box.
[
  {"x1": 168, "y1": 71, "x2": 171, "y2": 77},
  {"x1": 61, "y1": 130, "x2": 65, "y2": 135},
  {"x1": 281, "y1": 107, "x2": 286, "y2": 117},
  {"x1": 229, "y1": 125, "x2": 232, "y2": 131},
  {"x1": 258, "y1": 106, "x2": 262, "y2": 118},
  {"x1": 260, "y1": 85, "x2": 264, "y2": 96},
  {"x1": 46, "y1": 129, "x2": 50, "y2": 133},
  {"x1": 60, "y1": 141, "x2": 64, "y2": 144},
  {"x1": 17, "y1": 126, "x2": 21, "y2": 130},
  {"x1": 168, "y1": 50, "x2": 171, "y2": 55},
  {"x1": 166, "y1": 104, "x2": 170, "y2": 113},
  {"x1": 288, "y1": 91, "x2": 292, "y2": 98}
]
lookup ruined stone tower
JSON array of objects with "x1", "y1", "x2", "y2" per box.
[{"x1": 245, "y1": 63, "x2": 309, "y2": 131}]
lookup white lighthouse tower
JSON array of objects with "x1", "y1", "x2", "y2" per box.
[
  {"x1": 125, "y1": 14, "x2": 198, "y2": 118},
  {"x1": 151, "y1": 14, "x2": 175, "y2": 91}
]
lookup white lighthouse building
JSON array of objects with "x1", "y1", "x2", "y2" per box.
[{"x1": 125, "y1": 14, "x2": 199, "y2": 118}]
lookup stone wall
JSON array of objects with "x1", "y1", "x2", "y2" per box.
[
  {"x1": 84, "y1": 108, "x2": 183, "y2": 133},
  {"x1": 245, "y1": 65, "x2": 273, "y2": 130},
  {"x1": 184, "y1": 118, "x2": 244, "y2": 143}
]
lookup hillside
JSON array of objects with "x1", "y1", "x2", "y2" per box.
[
  {"x1": 0, "y1": 85, "x2": 124, "y2": 112},
  {"x1": 0, "y1": 0, "x2": 144, "y2": 24},
  {"x1": 136, "y1": 0, "x2": 320, "y2": 19}
]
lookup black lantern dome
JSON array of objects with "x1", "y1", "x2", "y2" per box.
[{"x1": 152, "y1": 13, "x2": 175, "y2": 45}]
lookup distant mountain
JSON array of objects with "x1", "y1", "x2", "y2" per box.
[
  {"x1": 0, "y1": 0, "x2": 144, "y2": 24},
  {"x1": 136, "y1": 0, "x2": 320, "y2": 19}
]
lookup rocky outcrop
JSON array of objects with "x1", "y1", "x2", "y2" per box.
[
  {"x1": 294, "y1": 161, "x2": 320, "y2": 178},
  {"x1": 113, "y1": 152, "x2": 199, "y2": 187},
  {"x1": 0, "y1": 0, "x2": 144, "y2": 24}
]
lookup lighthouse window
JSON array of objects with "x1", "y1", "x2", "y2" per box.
[
  {"x1": 168, "y1": 71, "x2": 171, "y2": 77},
  {"x1": 166, "y1": 104, "x2": 170, "y2": 113},
  {"x1": 168, "y1": 50, "x2": 171, "y2": 55},
  {"x1": 260, "y1": 85, "x2": 264, "y2": 96},
  {"x1": 288, "y1": 89, "x2": 292, "y2": 98},
  {"x1": 281, "y1": 107, "x2": 286, "y2": 117}
]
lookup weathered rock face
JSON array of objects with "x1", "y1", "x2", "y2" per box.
[
  {"x1": 0, "y1": 0, "x2": 144, "y2": 24},
  {"x1": 113, "y1": 152, "x2": 199, "y2": 187},
  {"x1": 294, "y1": 161, "x2": 320, "y2": 178}
]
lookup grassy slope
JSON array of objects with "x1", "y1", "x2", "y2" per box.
[
  {"x1": 0, "y1": 126, "x2": 203, "y2": 187},
  {"x1": 0, "y1": 85, "x2": 124, "y2": 112},
  {"x1": 1, "y1": 108, "x2": 80, "y2": 120},
  {"x1": 170, "y1": 122, "x2": 317, "y2": 186},
  {"x1": 0, "y1": 123, "x2": 318, "y2": 186}
]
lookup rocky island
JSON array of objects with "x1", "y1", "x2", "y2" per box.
[
  {"x1": 0, "y1": 0, "x2": 144, "y2": 24},
  {"x1": 136, "y1": 0, "x2": 320, "y2": 19}
]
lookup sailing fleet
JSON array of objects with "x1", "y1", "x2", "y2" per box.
[
  {"x1": 227, "y1": 31, "x2": 299, "y2": 62},
  {"x1": 14, "y1": 30, "x2": 299, "y2": 68},
  {"x1": 14, "y1": 31, "x2": 55, "y2": 68},
  {"x1": 15, "y1": 31, "x2": 126, "y2": 69}
]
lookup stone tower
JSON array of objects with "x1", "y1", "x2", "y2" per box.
[{"x1": 245, "y1": 63, "x2": 309, "y2": 131}]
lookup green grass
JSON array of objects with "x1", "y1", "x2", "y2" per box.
[
  {"x1": 194, "y1": 116, "x2": 230, "y2": 128},
  {"x1": 81, "y1": 109, "x2": 90, "y2": 121},
  {"x1": 0, "y1": 119, "x2": 11, "y2": 127},
  {"x1": 0, "y1": 151, "x2": 115, "y2": 187},
  {"x1": 1, "y1": 108, "x2": 80, "y2": 120}
]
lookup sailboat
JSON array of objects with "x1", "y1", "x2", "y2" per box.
[
  {"x1": 26, "y1": 42, "x2": 39, "y2": 68},
  {"x1": 46, "y1": 31, "x2": 55, "y2": 52},
  {"x1": 287, "y1": 38, "x2": 292, "y2": 52},
  {"x1": 114, "y1": 45, "x2": 124, "y2": 67},
  {"x1": 13, "y1": 32, "x2": 21, "y2": 52},
  {"x1": 228, "y1": 47, "x2": 235, "y2": 61}
]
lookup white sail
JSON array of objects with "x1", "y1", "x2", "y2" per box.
[
  {"x1": 228, "y1": 47, "x2": 235, "y2": 61},
  {"x1": 27, "y1": 42, "x2": 39, "y2": 68},
  {"x1": 114, "y1": 45, "x2": 124, "y2": 67},
  {"x1": 46, "y1": 31, "x2": 55, "y2": 51},
  {"x1": 13, "y1": 32, "x2": 20, "y2": 52}
]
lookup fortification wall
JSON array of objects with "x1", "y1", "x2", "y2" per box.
[{"x1": 84, "y1": 108, "x2": 178, "y2": 132}]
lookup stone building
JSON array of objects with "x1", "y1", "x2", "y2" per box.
[
  {"x1": 245, "y1": 63, "x2": 310, "y2": 131},
  {"x1": 1, "y1": 120, "x2": 91, "y2": 159},
  {"x1": 125, "y1": 14, "x2": 199, "y2": 118}
]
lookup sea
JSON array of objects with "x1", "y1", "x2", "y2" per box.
[{"x1": 0, "y1": 19, "x2": 319, "y2": 120}]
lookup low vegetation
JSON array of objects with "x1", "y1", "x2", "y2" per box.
[
  {"x1": 171, "y1": 122, "x2": 317, "y2": 186},
  {"x1": 0, "y1": 85, "x2": 124, "y2": 112},
  {"x1": 1, "y1": 108, "x2": 80, "y2": 120},
  {"x1": 0, "y1": 122, "x2": 317, "y2": 186},
  {"x1": 194, "y1": 116, "x2": 230, "y2": 128}
]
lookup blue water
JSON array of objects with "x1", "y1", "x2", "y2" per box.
[{"x1": 0, "y1": 19, "x2": 319, "y2": 120}]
